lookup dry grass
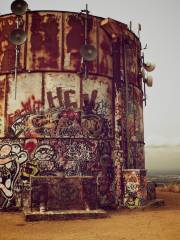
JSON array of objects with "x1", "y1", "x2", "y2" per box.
[{"x1": 157, "y1": 183, "x2": 180, "y2": 193}]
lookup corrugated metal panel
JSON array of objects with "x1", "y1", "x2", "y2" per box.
[
  {"x1": 82, "y1": 75, "x2": 113, "y2": 138},
  {"x1": 6, "y1": 73, "x2": 43, "y2": 137},
  {"x1": 86, "y1": 15, "x2": 98, "y2": 74},
  {"x1": 127, "y1": 86, "x2": 136, "y2": 142},
  {"x1": 63, "y1": 13, "x2": 84, "y2": 71},
  {"x1": 124, "y1": 38, "x2": 138, "y2": 86},
  {"x1": 63, "y1": 13, "x2": 97, "y2": 73},
  {"x1": 133, "y1": 86, "x2": 144, "y2": 142},
  {"x1": 0, "y1": 15, "x2": 26, "y2": 73},
  {"x1": 26, "y1": 12, "x2": 62, "y2": 71},
  {"x1": 44, "y1": 72, "x2": 80, "y2": 110},
  {"x1": 40, "y1": 72, "x2": 81, "y2": 138},
  {"x1": 98, "y1": 21, "x2": 112, "y2": 77},
  {"x1": 0, "y1": 75, "x2": 6, "y2": 137}
]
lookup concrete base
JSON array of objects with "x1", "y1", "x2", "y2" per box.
[
  {"x1": 24, "y1": 209, "x2": 107, "y2": 221},
  {"x1": 140, "y1": 199, "x2": 165, "y2": 210}
]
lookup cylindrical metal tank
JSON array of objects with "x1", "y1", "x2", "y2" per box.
[{"x1": 0, "y1": 11, "x2": 145, "y2": 209}]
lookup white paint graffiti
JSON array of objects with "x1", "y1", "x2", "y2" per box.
[{"x1": 0, "y1": 144, "x2": 28, "y2": 199}]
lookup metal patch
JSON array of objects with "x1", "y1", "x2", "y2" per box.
[
  {"x1": 0, "y1": 75, "x2": 6, "y2": 137},
  {"x1": 26, "y1": 12, "x2": 62, "y2": 71},
  {"x1": 63, "y1": 13, "x2": 97, "y2": 73},
  {"x1": 6, "y1": 73, "x2": 43, "y2": 137},
  {"x1": 82, "y1": 75, "x2": 113, "y2": 138},
  {"x1": 0, "y1": 15, "x2": 25, "y2": 73},
  {"x1": 98, "y1": 22, "x2": 112, "y2": 77}
]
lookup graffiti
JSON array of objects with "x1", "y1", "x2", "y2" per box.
[
  {"x1": 95, "y1": 100, "x2": 110, "y2": 116},
  {"x1": 82, "y1": 114, "x2": 103, "y2": 138},
  {"x1": 124, "y1": 194, "x2": 140, "y2": 209},
  {"x1": 97, "y1": 141, "x2": 112, "y2": 166},
  {"x1": 0, "y1": 144, "x2": 28, "y2": 207},
  {"x1": 9, "y1": 103, "x2": 113, "y2": 139},
  {"x1": 8, "y1": 95, "x2": 43, "y2": 125},
  {"x1": 21, "y1": 162, "x2": 39, "y2": 180},
  {"x1": 123, "y1": 170, "x2": 147, "y2": 209},
  {"x1": 97, "y1": 169, "x2": 115, "y2": 207},
  {"x1": 47, "y1": 87, "x2": 78, "y2": 109},
  {"x1": 55, "y1": 110, "x2": 83, "y2": 138},
  {"x1": 32, "y1": 145, "x2": 57, "y2": 175},
  {"x1": 21, "y1": 95, "x2": 42, "y2": 114},
  {"x1": 10, "y1": 115, "x2": 29, "y2": 137},
  {"x1": 0, "y1": 138, "x2": 116, "y2": 208},
  {"x1": 83, "y1": 90, "x2": 98, "y2": 114},
  {"x1": 124, "y1": 181, "x2": 140, "y2": 209},
  {"x1": 63, "y1": 140, "x2": 97, "y2": 176}
]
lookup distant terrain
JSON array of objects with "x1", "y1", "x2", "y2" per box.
[{"x1": 147, "y1": 169, "x2": 180, "y2": 184}]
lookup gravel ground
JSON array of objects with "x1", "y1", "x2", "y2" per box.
[{"x1": 0, "y1": 191, "x2": 180, "y2": 240}]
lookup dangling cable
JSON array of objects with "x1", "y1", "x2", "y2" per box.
[
  {"x1": 81, "y1": 4, "x2": 89, "y2": 79},
  {"x1": 14, "y1": 17, "x2": 20, "y2": 99}
]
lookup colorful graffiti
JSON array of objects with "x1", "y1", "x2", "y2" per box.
[
  {"x1": 123, "y1": 170, "x2": 147, "y2": 209},
  {"x1": 8, "y1": 88, "x2": 112, "y2": 139},
  {"x1": 0, "y1": 138, "x2": 115, "y2": 209},
  {"x1": 8, "y1": 108, "x2": 112, "y2": 139},
  {"x1": 8, "y1": 95, "x2": 43, "y2": 125},
  {"x1": 0, "y1": 143, "x2": 28, "y2": 208}
]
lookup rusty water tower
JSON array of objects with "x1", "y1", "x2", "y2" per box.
[{"x1": 0, "y1": 0, "x2": 155, "y2": 211}]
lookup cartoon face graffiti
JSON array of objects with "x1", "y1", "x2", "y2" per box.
[
  {"x1": 33, "y1": 145, "x2": 57, "y2": 174},
  {"x1": 0, "y1": 144, "x2": 28, "y2": 199}
]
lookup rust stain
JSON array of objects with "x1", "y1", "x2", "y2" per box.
[
  {"x1": 28, "y1": 12, "x2": 61, "y2": 70},
  {"x1": 64, "y1": 13, "x2": 96, "y2": 72},
  {"x1": 0, "y1": 16, "x2": 16, "y2": 73},
  {"x1": 98, "y1": 24, "x2": 112, "y2": 77},
  {"x1": 0, "y1": 76, "x2": 6, "y2": 137},
  {"x1": 0, "y1": 79, "x2": 5, "y2": 101},
  {"x1": 100, "y1": 40, "x2": 111, "y2": 74},
  {"x1": 0, "y1": 15, "x2": 26, "y2": 74}
]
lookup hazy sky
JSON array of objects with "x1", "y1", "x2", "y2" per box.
[{"x1": 1, "y1": 0, "x2": 180, "y2": 169}]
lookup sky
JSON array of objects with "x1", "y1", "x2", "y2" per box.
[{"x1": 1, "y1": 0, "x2": 180, "y2": 170}]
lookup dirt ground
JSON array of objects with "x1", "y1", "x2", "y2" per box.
[{"x1": 0, "y1": 191, "x2": 180, "y2": 240}]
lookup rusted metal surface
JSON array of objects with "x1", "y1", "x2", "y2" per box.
[
  {"x1": 0, "y1": 12, "x2": 142, "y2": 82},
  {"x1": 0, "y1": 75, "x2": 6, "y2": 137},
  {"x1": 29, "y1": 176, "x2": 98, "y2": 211},
  {"x1": 63, "y1": 13, "x2": 97, "y2": 73},
  {"x1": 98, "y1": 22, "x2": 112, "y2": 77},
  {"x1": 44, "y1": 72, "x2": 80, "y2": 110},
  {"x1": 124, "y1": 38, "x2": 139, "y2": 86},
  {"x1": 26, "y1": 12, "x2": 62, "y2": 71},
  {"x1": 82, "y1": 75, "x2": 113, "y2": 138},
  {"x1": 5, "y1": 72, "x2": 113, "y2": 139},
  {"x1": 0, "y1": 15, "x2": 26, "y2": 73},
  {"x1": 6, "y1": 73, "x2": 43, "y2": 136},
  {"x1": 133, "y1": 86, "x2": 144, "y2": 142},
  {"x1": 0, "y1": 11, "x2": 146, "y2": 209}
]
